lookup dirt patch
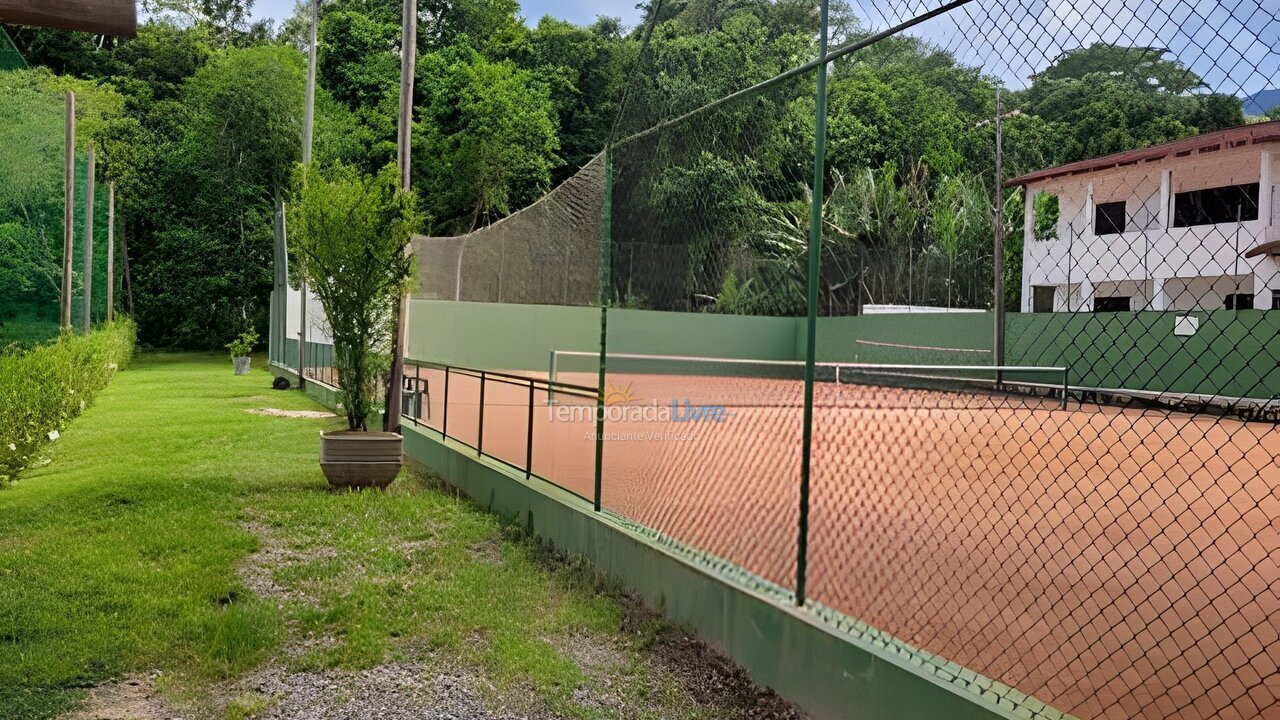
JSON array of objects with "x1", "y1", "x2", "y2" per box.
[
  {"x1": 236, "y1": 522, "x2": 302, "y2": 603},
  {"x1": 618, "y1": 598, "x2": 805, "y2": 719},
  {"x1": 525, "y1": 534, "x2": 805, "y2": 719},
  {"x1": 245, "y1": 408, "x2": 336, "y2": 419},
  {"x1": 235, "y1": 522, "x2": 336, "y2": 609},
  {"x1": 468, "y1": 536, "x2": 504, "y2": 565},
  {"x1": 552, "y1": 630, "x2": 628, "y2": 671},
  {"x1": 226, "y1": 662, "x2": 541, "y2": 720},
  {"x1": 63, "y1": 674, "x2": 178, "y2": 720}
]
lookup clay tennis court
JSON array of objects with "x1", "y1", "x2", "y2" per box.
[{"x1": 401, "y1": 361, "x2": 1280, "y2": 720}]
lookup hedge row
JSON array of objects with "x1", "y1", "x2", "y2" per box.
[{"x1": 0, "y1": 319, "x2": 137, "y2": 484}]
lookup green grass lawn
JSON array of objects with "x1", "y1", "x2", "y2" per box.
[{"x1": 0, "y1": 353, "x2": 776, "y2": 720}]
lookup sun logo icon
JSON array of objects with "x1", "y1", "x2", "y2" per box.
[{"x1": 602, "y1": 383, "x2": 638, "y2": 406}]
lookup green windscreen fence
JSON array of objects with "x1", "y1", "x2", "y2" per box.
[
  {"x1": 0, "y1": 27, "x2": 24, "y2": 71},
  {"x1": 0, "y1": 77, "x2": 118, "y2": 348}
]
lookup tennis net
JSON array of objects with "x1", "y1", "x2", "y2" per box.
[{"x1": 549, "y1": 350, "x2": 1068, "y2": 409}]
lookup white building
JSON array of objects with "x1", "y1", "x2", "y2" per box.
[{"x1": 1008, "y1": 121, "x2": 1280, "y2": 313}]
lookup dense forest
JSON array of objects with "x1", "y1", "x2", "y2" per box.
[{"x1": 1, "y1": 0, "x2": 1265, "y2": 347}]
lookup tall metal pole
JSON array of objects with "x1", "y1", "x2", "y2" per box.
[
  {"x1": 993, "y1": 88, "x2": 1006, "y2": 376},
  {"x1": 107, "y1": 182, "x2": 115, "y2": 323},
  {"x1": 796, "y1": 0, "x2": 830, "y2": 608},
  {"x1": 385, "y1": 0, "x2": 417, "y2": 432},
  {"x1": 61, "y1": 91, "x2": 75, "y2": 330},
  {"x1": 83, "y1": 144, "x2": 95, "y2": 333},
  {"x1": 593, "y1": 151, "x2": 613, "y2": 512}
]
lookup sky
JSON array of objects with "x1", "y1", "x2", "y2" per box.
[
  {"x1": 246, "y1": 0, "x2": 1276, "y2": 96},
  {"x1": 847, "y1": 0, "x2": 1277, "y2": 95}
]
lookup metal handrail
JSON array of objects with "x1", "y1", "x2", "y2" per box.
[
  {"x1": 398, "y1": 359, "x2": 595, "y2": 505},
  {"x1": 404, "y1": 357, "x2": 598, "y2": 398}
]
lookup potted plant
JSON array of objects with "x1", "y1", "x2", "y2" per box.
[
  {"x1": 289, "y1": 162, "x2": 419, "y2": 490},
  {"x1": 226, "y1": 329, "x2": 258, "y2": 375}
]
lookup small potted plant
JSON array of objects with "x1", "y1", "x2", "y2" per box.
[
  {"x1": 226, "y1": 329, "x2": 258, "y2": 376},
  {"x1": 288, "y1": 162, "x2": 419, "y2": 490}
]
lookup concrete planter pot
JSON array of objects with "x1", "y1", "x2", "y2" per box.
[
  {"x1": 232, "y1": 357, "x2": 251, "y2": 375},
  {"x1": 320, "y1": 430, "x2": 402, "y2": 490}
]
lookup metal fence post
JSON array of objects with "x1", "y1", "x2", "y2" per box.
[
  {"x1": 993, "y1": 87, "x2": 1006, "y2": 384},
  {"x1": 106, "y1": 182, "x2": 115, "y2": 323},
  {"x1": 61, "y1": 91, "x2": 74, "y2": 330},
  {"x1": 83, "y1": 144, "x2": 95, "y2": 332},
  {"x1": 477, "y1": 371, "x2": 486, "y2": 457},
  {"x1": 796, "y1": 0, "x2": 830, "y2": 609},
  {"x1": 593, "y1": 149, "x2": 613, "y2": 512},
  {"x1": 442, "y1": 366, "x2": 450, "y2": 438},
  {"x1": 526, "y1": 379, "x2": 535, "y2": 478}
]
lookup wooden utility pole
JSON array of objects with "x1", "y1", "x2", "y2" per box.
[
  {"x1": 385, "y1": 0, "x2": 417, "y2": 432},
  {"x1": 396, "y1": 0, "x2": 416, "y2": 189},
  {"x1": 106, "y1": 182, "x2": 115, "y2": 323},
  {"x1": 302, "y1": 0, "x2": 318, "y2": 167},
  {"x1": 0, "y1": 0, "x2": 137, "y2": 37},
  {"x1": 61, "y1": 92, "x2": 74, "y2": 330},
  {"x1": 297, "y1": 0, "x2": 319, "y2": 387},
  {"x1": 83, "y1": 144, "x2": 95, "y2": 332}
]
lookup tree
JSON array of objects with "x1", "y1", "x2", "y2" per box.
[
  {"x1": 140, "y1": 0, "x2": 269, "y2": 44},
  {"x1": 522, "y1": 16, "x2": 632, "y2": 176},
  {"x1": 412, "y1": 45, "x2": 560, "y2": 233},
  {"x1": 320, "y1": 9, "x2": 400, "y2": 110},
  {"x1": 1022, "y1": 71, "x2": 1244, "y2": 163},
  {"x1": 288, "y1": 163, "x2": 420, "y2": 430},
  {"x1": 1033, "y1": 43, "x2": 1206, "y2": 94},
  {"x1": 130, "y1": 44, "x2": 361, "y2": 347},
  {"x1": 419, "y1": 0, "x2": 525, "y2": 53}
]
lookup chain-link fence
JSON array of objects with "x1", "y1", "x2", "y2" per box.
[
  {"x1": 1, "y1": 77, "x2": 119, "y2": 348},
  {"x1": 401, "y1": 1, "x2": 1280, "y2": 717}
]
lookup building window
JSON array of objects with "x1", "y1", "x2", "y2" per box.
[
  {"x1": 1225, "y1": 293, "x2": 1255, "y2": 310},
  {"x1": 1172, "y1": 183, "x2": 1260, "y2": 227},
  {"x1": 1034, "y1": 194, "x2": 1059, "y2": 241},
  {"x1": 1272, "y1": 290, "x2": 1280, "y2": 310},
  {"x1": 1093, "y1": 296, "x2": 1131, "y2": 312},
  {"x1": 1033, "y1": 286, "x2": 1055, "y2": 313},
  {"x1": 1094, "y1": 201, "x2": 1127, "y2": 235}
]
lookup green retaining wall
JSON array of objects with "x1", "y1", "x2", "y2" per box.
[
  {"x1": 407, "y1": 299, "x2": 599, "y2": 370},
  {"x1": 407, "y1": 300, "x2": 797, "y2": 371},
  {"x1": 610, "y1": 308, "x2": 797, "y2": 361},
  {"x1": 404, "y1": 300, "x2": 1278, "y2": 398},
  {"x1": 1007, "y1": 310, "x2": 1280, "y2": 398},
  {"x1": 402, "y1": 425, "x2": 1019, "y2": 720}
]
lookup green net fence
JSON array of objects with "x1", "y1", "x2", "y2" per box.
[
  {"x1": 0, "y1": 76, "x2": 62, "y2": 346},
  {"x1": 410, "y1": 154, "x2": 605, "y2": 306},
  {"x1": 0, "y1": 27, "x2": 25, "y2": 71},
  {"x1": 392, "y1": 0, "x2": 1280, "y2": 717},
  {"x1": 1, "y1": 78, "x2": 119, "y2": 347}
]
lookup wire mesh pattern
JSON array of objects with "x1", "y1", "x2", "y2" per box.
[
  {"x1": 1, "y1": 80, "x2": 119, "y2": 347},
  {"x1": 395, "y1": 0, "x2": 1280, "y2": 718},
  {"x1": 411, "y1": 154, "x2": 605, "y2": 305}
]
